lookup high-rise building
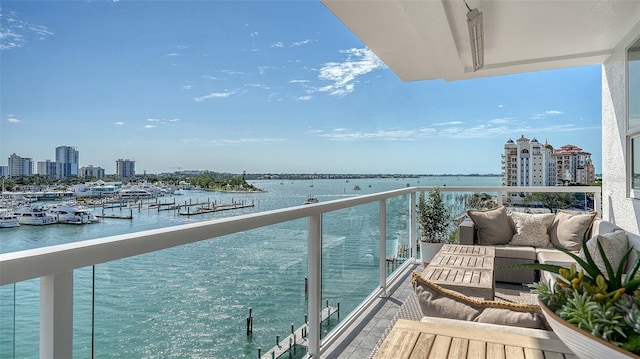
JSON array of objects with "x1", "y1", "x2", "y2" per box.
[
  {"x1": 8, "y1": 153, "x2": 33, "y2": 177},
  {"x1": 552, "y1": 144, "x2": 596, "y2": 185},
  {"x1": 80, "y1": 165, "x2": 105, "y2": 179},
  {"x1": 501, "y1": 135, "x2": 554, "y2": 187},
  {"x1": 0, "y1": 166, "x2": 9, "y2": 178},
  {"x1": 55, "y1": 145, "x2": 79, "y2": 178},
  {"x1": 116, "y1": 159, "x2": 135, "y2": 178},
  {"x1": 37, "y1": 160, "x2": 58, "y2": 179}
]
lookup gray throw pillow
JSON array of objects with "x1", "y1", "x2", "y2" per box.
[
  {"x1": 467, "y1": 206, "x2": 514, "y2": 245},
  {"x1": 549, "y1": 210, "x2": 597, "y2": 251}
]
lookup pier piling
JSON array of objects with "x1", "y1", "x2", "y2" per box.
[{"x1": 246, "y1": 308, "x2": 253, "y2": 335}]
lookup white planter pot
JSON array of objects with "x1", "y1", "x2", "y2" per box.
[
  {"x1": 538, "y1": 297, "x2": 639, "y2": 358},
  {"x1": 419, "y1": 242, "x2": 444, "y2": 264}
]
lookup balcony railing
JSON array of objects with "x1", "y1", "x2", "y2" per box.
[{"x1": 0, "y1": 185, "x2": 601, "y2": 358}]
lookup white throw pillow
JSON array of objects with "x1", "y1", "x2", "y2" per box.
[{"x1": 509, "y1": 212, "x2": 555, "y2": 248}]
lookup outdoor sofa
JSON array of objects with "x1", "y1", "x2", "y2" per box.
[{"x1": 458, "y1": 206, "x2": 640, "y2": 284}]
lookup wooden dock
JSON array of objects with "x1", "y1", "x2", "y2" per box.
[
  {"x1": 178, "y1": 201, "x2": 255, "y2": 216},
  {"x1": 95, "y1": 213, "x2": 133, "y2": 219},
  {"x1": 259, "y1": 304, "x2": 339, "y2": 359}
]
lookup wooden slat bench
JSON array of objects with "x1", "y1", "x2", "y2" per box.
[{"x1": 374, "y1": 319, "x2": 576, "y2": 359}]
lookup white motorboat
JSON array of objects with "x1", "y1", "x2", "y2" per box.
[
  {"x1": 47, "y1": 203, "x2": 94, "y2": 224},
  {"x1": 304, "y1": 195, "x2": 319, "y2": 205},
  {"x1": 14, "y1": 205, "x2": 57, "y2": 226},
  {"x1": 119, "y1": 189, "x2": 154, "y2": 199},
  {"x1": 0, "y1": 210, "x2": 20, "y2": 228}
]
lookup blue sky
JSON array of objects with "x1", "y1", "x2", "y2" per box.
[{"x1": 0, "y1": 1, "x2": 603, "y2": 175}]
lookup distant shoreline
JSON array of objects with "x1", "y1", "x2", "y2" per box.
[{"x1": 246, "y1": 173, "x2": 502, "y2": 180}]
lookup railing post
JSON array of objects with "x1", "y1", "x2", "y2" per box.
[
  {"x1": 307, "y1": 214, "x2": 322, "y2": 358},
  {"x1": 41, "y1": 271, "x2": 73, "y2": 359},
  {"x1": 595, "y1": 190, "x2": 602, "y2": 217},
  {"x1": 379, "y1": 199, "x2": 388, "y2": 297},
  {"x1": 410, "y1": 191, "x2": 417, "y2": 260}
]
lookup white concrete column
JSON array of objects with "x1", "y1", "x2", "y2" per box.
[
  {"x1": 307, "y1": 214, "x2": 322, "y2": 358},
  {"x1": 41, "y1": 271, "x2": 73, "y2": 359},
  {"x1": 379, "y1": 199, "x2": 387, "y2": 297}
]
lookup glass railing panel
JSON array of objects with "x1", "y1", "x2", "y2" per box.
[
  {"x1": 385, "y1": 194, "x2": 411, "y2": 273},
  {"x1": 0, "y1": 279, "x2": 39, "y2": 359},
  {"x1": 501, "y1": 191, "x2": 596, "y2": 213},
  {"x1": 0, "y1": 283, "x2": 16, "y2": 359},
  {"x1": 73, "y1": 265, "x2": 94, "y2": 358},
  {"x1": 321, "y1": 201, "x2": 381, "y2": 334},
  {"x1": 92, "y1": 219, "x2": 310, "y2": 359}
]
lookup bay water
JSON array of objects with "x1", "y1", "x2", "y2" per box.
[{"x1": 0, "y1": 176, "x2": 500, "y2": 359}]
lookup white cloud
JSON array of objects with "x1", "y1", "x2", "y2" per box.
[
  {"x1": 271, "y1": 42, "x2": 284, "y2": 48},
  {"x1": 318, "y1": 48, "x2": 386, "y2": 96},
  {"x1": 531, "y1": 109, "x2": 563, "y2": 120},
  {"x1": 257, "y1": 65, "x2": 278, "y2": 74},
  {"x1": 297, "y1": 96, "x2": 312, "y2": 101},
  {"x1": 498, "y1": 104, "x2": 504, "y2": 108},
  {"x1": 114, "y1": 121, "x2": 125, "y2": 126},
  {"x1": 145, "y1": 125, "x2": 157, "y2": 129},
  {"x1": 291, "y1": 39, "x2": 313, "y2": 47},
  {"x1": 433, "y1": 121, "x2": 464, "y2": 126},
  {"x1": 314, "y1": 121, "x2": 599, "y2": 141},
  {"x1": 210, "y1": 137, "x2": 285, "y2": 145},
  {"x1": 147, "y1": 118, "x2": 161, "y2": 122},
  {"x1": 290, "y1": 79, "x2": 310, "y2": 83},
  {"x1": 488, "y1": 117, "x2": 515, "y2": 124},
  {"x1": 195, "y1": 91, "x2": 236, "y2": 102},
  {"x1": 1, "y1": 10, "x2": 54, "y2": 50},
  {"x1": 7, "y1": 117, "x2": 21, "y2": 123},
  {"x1": 165, "y1": 52, "x2": 182, "y2": 57},
  {"x1": 250, "y1": 31, "x2": 259, "y2": 37},
  {"x1": 170, "y1": 118, "x2": 180, "y2": 122},
  {"x1": 182, "y1": 84, "x2": 193, "y2": 90},
  {"x1": 246, "y1": 83, "x2": 270, "y2": 90}
]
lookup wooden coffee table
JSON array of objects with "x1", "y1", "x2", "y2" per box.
[{"x1": 421, "y1": 244, "x2": 495, "y2": 300}]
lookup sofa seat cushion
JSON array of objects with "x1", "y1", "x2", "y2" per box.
[
  {"x1": 536, "y1": 248, "x2": 576, "y2": 267},
  {"x1": 412, "y1": 272, "x2": 547, "y2": 330},
  {"x1": 494, "y1": 245, "x2": 537, "y2": 260}
]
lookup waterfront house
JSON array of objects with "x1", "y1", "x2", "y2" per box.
[{"x1": 1, "y1": 1, "x2": 640, "y2": 358}]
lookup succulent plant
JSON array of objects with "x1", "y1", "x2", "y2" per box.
[{"x1": 513, "y1": 232, "x2": 640, "y2": 354}]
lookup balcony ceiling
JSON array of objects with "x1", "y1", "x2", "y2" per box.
[{"x1": 321, "y1": 0, "x2": 640, "y2": 81}]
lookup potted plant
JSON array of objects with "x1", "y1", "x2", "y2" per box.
[
  {"x1": 417, "y1": 188, "x2": 451, "y2": 263},
  {"x1": 520, "y1": 235, "x2": 640, "y2": 357}
]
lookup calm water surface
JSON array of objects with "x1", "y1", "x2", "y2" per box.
[{"x1": 0, "y1": 176, "x2": 500, "y2": 359}]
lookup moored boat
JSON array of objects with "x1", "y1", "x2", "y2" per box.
[
  {"x1": 13, "y1": 205, "x2": 57, "y2": 226},
  {"x1": 47, "y1": 203, "x2": 94, "y2": 224},
  {"x1": 0, "y1": 210, "x2": 20, "y2": 228}
]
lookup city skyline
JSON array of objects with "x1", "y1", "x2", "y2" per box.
[{"x1": 1, "y1": 2, "x2": 602, "y2": 175}]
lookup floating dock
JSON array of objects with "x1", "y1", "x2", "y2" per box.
[{"x1": 259, "y1": 303, "x2": 339, "y2": 359}]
